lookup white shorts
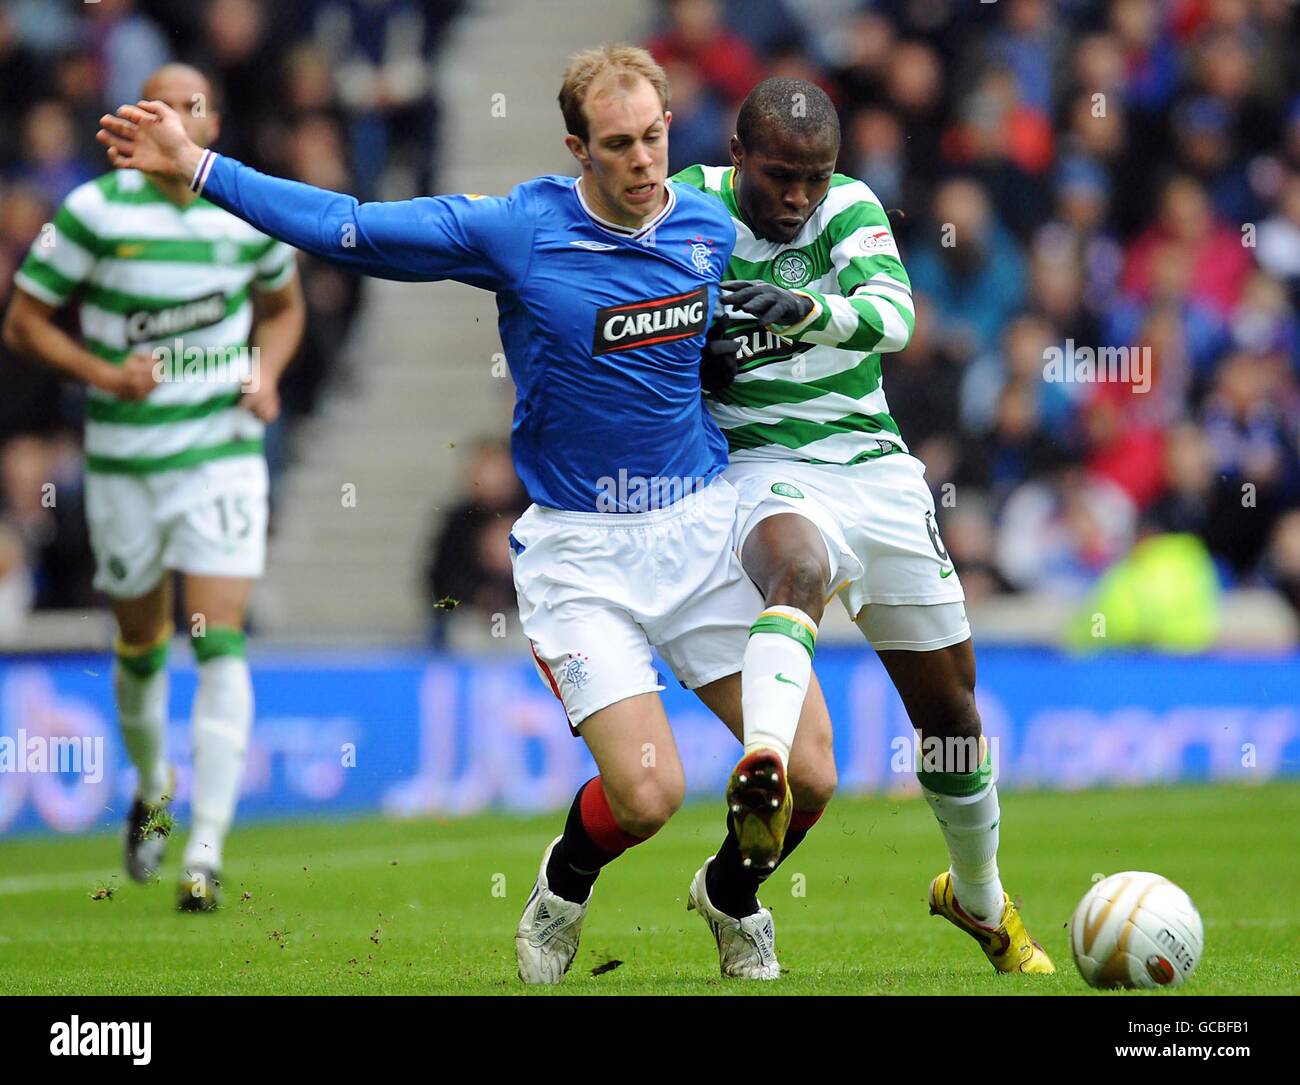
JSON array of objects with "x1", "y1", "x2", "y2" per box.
[
  {"x1": 85, "y1": 454, "x2": 269, "y2": 599},
  {"x1": 725, "y1": 453, "x2": 970, "y2": 651},
  {"x1": 510, "y1": 478, "x2": 762, "y2": 730}
]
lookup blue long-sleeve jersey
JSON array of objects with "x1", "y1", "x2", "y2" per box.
[{"x1": 198, "y1": 155, "x2": 736, "y2": 512}]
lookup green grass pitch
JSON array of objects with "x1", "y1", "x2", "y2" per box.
[{"x1": 1, "y1": 782, "x2": 1296, "y2": 995}]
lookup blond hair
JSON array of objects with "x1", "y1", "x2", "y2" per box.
[{"x1": 558, "y1": 43, "x2": 669, "y2": 143}]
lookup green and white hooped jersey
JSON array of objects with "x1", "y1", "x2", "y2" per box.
[
  {"x1": 673, "y1": 165, "x2": 915, "y2": 465},
  {"x1": 16, "y1": 170, "x2": 296, "y2": 475}
]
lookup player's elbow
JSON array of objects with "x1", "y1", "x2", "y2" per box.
[
  {"x1": 2, "y1": 301, "x2": 30, "y2": 354},
  {"x1": 895, "y1": 316, "x2": 915, "y2": 353},
  {"x1": 880, "y1": 309, "x2": 915, "y2": 355}
]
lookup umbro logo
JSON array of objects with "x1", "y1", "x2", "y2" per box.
[{"x1": 570, "y1": 240, "x2": 619, "y2": 251}]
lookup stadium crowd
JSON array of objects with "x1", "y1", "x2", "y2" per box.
[
  {"x1": 1, "y1": 0, "x2": 1297, "y2": 642},
  {"x1": 0, "y1": 0, "x2": 463, "y2": 620},
  {"x1": 435, "y1": 0, "x2": 1300, "y2": 638}
]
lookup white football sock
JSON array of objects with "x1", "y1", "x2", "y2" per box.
[
  {"x1": 115, "y1": 660, "x2": 171, "y2": 805},
  {"x1": 921, "y1": 779, "x2": 1004, "y2": 923},
  {"x1": 183, "y1": 654, "x2": 253, "y2": 871},
  {"x1": 741, "y1": 606, "x2": 817, "y2": 767}
]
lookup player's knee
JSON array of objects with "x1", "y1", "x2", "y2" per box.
[
  {"x1": 612, "y1": 775, "x2": 684, "y2": 838},
  {"x1": 767, "y1": 553, "x2": 829, "y2": 615},
  {"x1": 789, "y1": 735, "x2": 837, "y2": 811},
  {"x1": 925, "y1": 686, "x2": 981, "y2": 743}
]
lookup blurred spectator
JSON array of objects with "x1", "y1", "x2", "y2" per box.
[
  {"x1": 937, "y1": 493, "x2": 1012, "y2": 603},
  {"x1": 661, "y1": 59, "x2": 729, "y2": 174},
  {"x1": 0, "y1": 433, "x2": 95, "y2": 610},
  {"x1": 1171, "y1": 95, "x2": 1257, "y2": 223},
  {"x1": 717, "y1": 0, "x2": 806, "y2": 58},
  {"x1": 1198, "y1": 351, "x2": 1300, "y2": 576},
  {"x1": 957, "y1": 380, "x2": 1067, "y2": 510},
  {"x1": 274, "y1": 114, "x2": 364, "y2": 426},
  {"x1": 1121, "y1": 175, "x2": 1253, "y2": 318},
  {"x1": 941, "y1": 64, "x2": 1054, "y2": 237},
  {"x1": 907, "y1": 178, "x2": 1027, "y2": 359},
  {"x1": 880, "y1": 40, "x2": 947, "y2": 198},
  {"x1": 86, "y1": 0, "x2": 172, "y2": 111},
  {"x1": 1109, "y1": 0, "x2": 1180, "y2": 119},
  {"x1": 984, "y1": 0, "x2": 1062, "y2": 117},
  {"x1": 425, "y1": 440, "x2": 529, "y2": 644},
  {"x1": 1262, "y1": 510, "x2": 1300, "y2": 624},
  {"x1": 0, "y1": 5, "x2": 42, "y2": 166},
  {"x1": 309, "y1": 0, "x2": 466, "y2": 199},
  {"x1": 1257, "y1": 171, "x2": 1300, "y2": 300},
  {"x1": 0, "y1": 0, "x2": 462, "y2": 614},
  {"x1": 0, "y1": 520, "x2": 32, "y2": 638},
  {"x1": 997, "y1": 467, "x2": 1137, "y2": 594},
  {"x1": 16, "y1": 101, "x2": 94, "y2": 206},
  {"x1": 961, "y1": 313, "x2": 1064, "y2": 436},
  {"x1": 648, "y1": 0, "x2": 765, "y2": 108},
  {"x1": 844, "y1": 107, "x2": 904, "y2": 210},
  {"x1": 1147, "y1": 422, "x2": 1217, "y2": 539},
  {"x1": 828, "y1": 10, "x2": 896, "y2": 107},
  {"x1": 192, "y1": 0, "x2": 285, "y2": 168},
  {"x1": 1066, "y1": 532, "x2": 1220, "y2": 652}
]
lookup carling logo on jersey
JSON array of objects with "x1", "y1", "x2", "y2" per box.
[
  {"x1": 731, "y1": 325, "x2": 815, "y2": 370},
  {"x1": 124, "y1": 292, "x2": 227, "y2": 345},
  {"x1": 591, "y1": 286, "x2": 708, "y2": 357}
]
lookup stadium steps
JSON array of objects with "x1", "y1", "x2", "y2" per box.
[{"x1": 256, "y1": 0, "x2": 648, "y2": 639}]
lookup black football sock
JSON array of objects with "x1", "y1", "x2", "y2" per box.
[
  {"x1": 705, "y1": 814, "x2": 814, "y2": 920},
  {"x1": 544, "y1": 782, "x2": 618, "y2": 903}
]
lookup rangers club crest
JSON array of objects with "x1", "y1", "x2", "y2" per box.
[{"x1": 688, "y1": 235, "x2": 715, "y2": 274}]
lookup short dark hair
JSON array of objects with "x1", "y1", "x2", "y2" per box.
[{"x1": 736, "y1": 78, "x2": 839, "y2": 154}]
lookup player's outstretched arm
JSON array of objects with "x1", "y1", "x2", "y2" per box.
[{"x1": 98, "y1": 101, "x2": 520, "y2": 288}]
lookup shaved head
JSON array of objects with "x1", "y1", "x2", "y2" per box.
[
  {"x1": 736, "y1": 77, "x2": 839, "y2": 157},
  {"x1": 142, "y1": 64, "x2": 215, "y2": 108},
  {"x1": 730, "y1": 78, "x2": 840, "y2": 243},
  {"x1": 141, "y1": 63, "x2": 220, "y2": 148}
]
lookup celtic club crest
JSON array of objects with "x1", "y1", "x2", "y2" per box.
[{"x1": 773, "y1": 250, "x2": 812, "y2": 288}]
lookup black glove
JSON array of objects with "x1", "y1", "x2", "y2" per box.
[
  {"x1": 721, "y1": 279, "x2": 814, "y2": 328},
  {"x1": 700, "y1": 309, "x2": 742, "y2": 393}
]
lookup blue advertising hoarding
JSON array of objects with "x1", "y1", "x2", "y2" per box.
[{"x1": 1, "y1": 646, "x2": 1298, "y2": 835}]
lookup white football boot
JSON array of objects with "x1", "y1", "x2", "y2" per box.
[
  {"x1": 687, "y1": 858, "x2": 781, "y2": 980},
  {"x1": 515, "y1": 837, "x2": 590, "y2": 985}
]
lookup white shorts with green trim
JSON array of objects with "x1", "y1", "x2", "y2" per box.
[
  {"x1": 510, "y1": 478, "x2": 762, "y2": 731},
  {"x1": 86, "y1": 454, "x2": 268, "y2": 599},
  {"x1": 725, "y1": 453, "x2": 969, "y2": 650}
]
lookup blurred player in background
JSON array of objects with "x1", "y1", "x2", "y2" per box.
[
  {"x1": 676, "y1": 77, "x2": 1053, "y2": 973},
  {"x1": 3, "y1": 64, "x2": 304, "y2": 911},
  {"x1": 94, "y1": 44, "x2": 836, "y2": 984}
]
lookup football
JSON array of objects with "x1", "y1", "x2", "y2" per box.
[{"x1": 1070, "y1": 871, "x2": 1204, "y2": 989}]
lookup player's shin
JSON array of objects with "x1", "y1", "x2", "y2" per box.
[
  {"x1": 741, "y1": 606, "x2": 817, "y2": 766},
  {"x1": 114, "y1": 626, "x2": 172, "y2": 805},
  {"x1": 919, "y1": 740, "x2": 1003, "y2": 923},
  {"x1": 545, "y1": 776, "x2": 647, "y2": 903},
  {"x1": 183, "y1": 627, "x2": 253, "y2": 874}
]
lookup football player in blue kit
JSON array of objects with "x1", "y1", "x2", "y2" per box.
[{"x1": 98, "y1": 44, "x2": 836, "y2": 983}]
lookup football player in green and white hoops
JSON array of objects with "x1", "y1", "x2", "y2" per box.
[
  {"x1": 673, "y1": 78, "x2": 1053, "y2": 975},
  {"x1": 3, "y1": 65, "x2": 304, "y2": 911}
]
